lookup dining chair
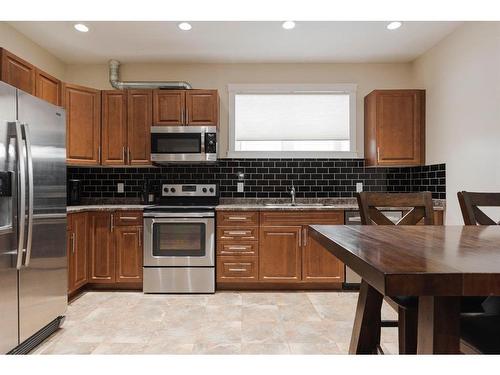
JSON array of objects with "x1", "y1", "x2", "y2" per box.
[
  {"x1": 457, "y1": 191, "x2": 500, "y2": 354},
  {"x1": 356, "y1": 192, "x2": 435, "y2": 354},
  {"x1": 457, "y1": 191, "x2": 500, "y2": 225}
]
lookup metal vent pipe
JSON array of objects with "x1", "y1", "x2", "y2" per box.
[{"x1": 108, "y1": 59, "x2": 192, "y2": 90}]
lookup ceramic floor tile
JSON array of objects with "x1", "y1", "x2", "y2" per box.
[
  {"x1": 241, "y1": 343, "x2": 291, "y2": 354},
  {"x1": 241, "y1": 321, "x2": 287, "y2": 344},
  {"x1": 192, "y1": 343, "x2": 241, "y2": 354}
]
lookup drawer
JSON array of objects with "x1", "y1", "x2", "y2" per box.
[
  {"x1": 113, "y1": 211, "x2": 143, "y2": 226},
  {"x1": 217, "y1": 227, "x2": 259, "y2": 241},
  {"x1": 260, "y1": 210, "x2": 344, "y2": 226},
  {"x1": 217, "y1": 256, "x2": 258, "y2": 281},
  {"x1": 217, "y1": 242, "x2": 258, "y2": 256},
  {"x1": 217, "y1": 211, "x2": 259, "y2": 226}
]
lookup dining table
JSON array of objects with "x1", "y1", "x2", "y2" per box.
[{"x1": 309, "y1": 224, "x2": 500, "y2": 354}]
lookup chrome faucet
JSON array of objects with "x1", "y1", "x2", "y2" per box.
[{"x1": 290, "y1": 186, "x2": 296, "y2": 206}]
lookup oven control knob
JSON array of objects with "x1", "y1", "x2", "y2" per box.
[
  {"x1": 209, "y1": 187, "x2": 214, "y2": 193},
  {"x1": 163, "y1": 187, "x2": 168, "y2": 193},
  {"x1": 202, "y1": 187, "x2": 207, "y2": 193},
  {"x1": 170, "y1": 188, "x2": 176, "y2": 193}
]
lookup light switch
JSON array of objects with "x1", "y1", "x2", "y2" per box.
[
  {"x1": 237, "y1": 182, "x2": 244, "y2": 193},
  {"x1": 117, "y1": 182, "x2": 125, "y2": 193},
  {"x1": 356, "y1": 182, "x2": 363, "y2": 193}
]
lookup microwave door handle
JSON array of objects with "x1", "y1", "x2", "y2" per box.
[
  {"x1": 200, "y1": 130, "x2": 205, "y2": 154},
  {"x1": 21, "y1": 124, "x2": 34, "y2": 267},
  {"x1": 14, "y1": 121, "x2": 26, "y2": 270}
]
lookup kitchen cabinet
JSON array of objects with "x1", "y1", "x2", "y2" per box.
[
  {"x1": 153, "y1": 89, "x2": 219, "y2": 126},
  {"x1": 101, "y1": 90, "x2": 127, "y2": 165},
  {"x1": 259, "y1": 226, "x2": 302, "y2": 282},
  {"x1": 87, "y1": 210, "x2": 143, "y2": 286},
  {"x1": 35, "y1": 68, "x2": 62, "y2": 106},
  {"x1": 127, "y1": 90, "x2": 152, "y2": 165},
  {"x1": 0, "y1": 48, "x2": 36, "y2": 95},
  {"x1": 216, "y1": 210, "x2": 344, "y2": 289},
  {"x1": 96, "y1": 89, "x2": 152, "y2": 166},
  {"x1": 153, "y1": 90, "x2": 185, "y2": 125},
  {"x1": 186, "y1": 90, "x2": 218, "y2": 125},
  {"x1": 88, "y1": 212, "x2": 115, "y2": 283},
  {"x1": 364, "y1": 89, "x2": 425, "y2": 167},
  {"x1": 115, "y1": 225, "x2": 143, "y2": 283},
  {"x1": 67, "y1": 212, "x2": 89, "y2": 294},
  {"x1": 64, "y1": 83, "x2": 101, "y2": 165}
]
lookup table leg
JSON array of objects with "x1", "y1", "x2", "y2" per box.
[
  {"x1": 417, "y1": 296, "x2": 461, "y2": 354},
  {"x1": 349, "y1": 280, "x2": 383, "y2": 354}
]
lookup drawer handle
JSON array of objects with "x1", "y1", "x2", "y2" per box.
[
  {"x1": 241, "y1": 236, "x2": 255, "y2": 239},
  {"x1": 226, "y1": 245, "x2": 249, "y2": 250},
  {"x1": 220, "y1": 251, "x2": 252, "y2": 255},
  {"x1": 225, "y1": 231, "x2": 249, "y2": 235},
  {"x1": 267, "y1": 232, "x2": 295, "y2": 236},
  {"x1": 120, "y1": 216, "x2": 139, "y2": 220},
  {"x1": 228, "y1": 268, "x2": 247, "y2": 272},
  {"x1": 227, "y1": 216, "x2": 249, "y2": 220}
]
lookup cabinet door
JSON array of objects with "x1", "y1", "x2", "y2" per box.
[
  {"x1": 101, "y1": 90, "x2": 127, "y2": 165},
  {"x1": 88, "y1": 212, "x2": 115, "y2": 283},
  {"x1": 65, "y1": 84, "x2": 101, "y2": 165},
  {"x1": 0, "y1": 48, "x2": 35, "y2": 95},
  {"x1": 115, "y1": 226, "x2": 143, "y2": 283},
  {"x1": 67, "y1": 214, "x2": 74, "y2": 293},
  {"x1": 301, "y1": 226, "x2": 344, "y2": 283},
  {"x1": 35, "y1": 68, "x2": 62, "y2": 106},
  {"x1": 375, "y1": 90, "x2": 424, "y2": 166},
  {"x1": 70, "y1": 213, "x2": 89, "y2": 292},
  {"x1": 259, "y1": 226, "x2": 302, "y2": 282},
  {"x1": 186, "y1": 90, "x2": 218, "y2": 126},
  {"x1": 153, "y1": 90, "x2": 185, "y2": 125},
  {"x1": 127, "y1": 90, "x2": 152, "y2": 164}
]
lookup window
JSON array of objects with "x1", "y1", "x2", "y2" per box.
[{"x1": 228, "y1": 84, "x2": 357, "y2": 158}]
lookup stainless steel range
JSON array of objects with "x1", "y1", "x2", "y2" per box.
[{"x1": 143, "y1": 184, "x2": 218, "y2": 293}]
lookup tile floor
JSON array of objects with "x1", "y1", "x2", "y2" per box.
[{"x1": 32, "y1": 291, "x2": 399, "y2": 355}]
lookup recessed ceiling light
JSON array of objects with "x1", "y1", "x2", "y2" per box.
[
  {"x1": 282, "y1": 21, "x2": 296, "y2": 30},
  {"x1": 387, "y1": 21, "x2": 402, "y2": 30},
  {"x1": 74, "y1": 23, "x2": 89, "y2": 33},
  {"x1": 178, "y1": 22, "x2": 192, "y2": 31}
]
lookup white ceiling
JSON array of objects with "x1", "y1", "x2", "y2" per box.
[{"x1": 8, "y1": 21, "x2": 461, "y2": 64}]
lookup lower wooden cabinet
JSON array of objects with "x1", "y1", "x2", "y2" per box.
[
  {"x1": 67, "y1": 210, "x2": 143, "y2": 295},
  {"x1": 88, "y1": 212, "x2": 115, "y2": 283},
  {"x1": 115, "y1": 225, "x2": 143, "y2": 283},
  {"x1": 67, "y1": 212, "x2": 89, "y2": 294},
  {"x1": 259, "y1": 226, "x2": 302, "y2": 282},
  {"x1": 216, "y1": 210, "x2": 345, "y2": 290}
]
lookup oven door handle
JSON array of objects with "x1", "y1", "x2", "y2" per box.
[
  {"x1": 144, "y1": 212, "x2": 214, "y2": 218},
  {"x1": 149, "y1": 217, "x2": 214, "y2": 224}
]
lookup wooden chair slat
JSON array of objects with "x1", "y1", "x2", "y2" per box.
[
  {"x1": 368, "y1": 208, "x2": 396, "y2": 225},
  {"x1": 397, "y1": 207, "x2": 426, "y2": 225},
  {"x1": 458, "y1": 191, "x2": 500, "y2": 226}
]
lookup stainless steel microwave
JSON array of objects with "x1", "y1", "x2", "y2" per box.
[{"x1": 150, "y1": 126, "x2": 217, "y2": 163}]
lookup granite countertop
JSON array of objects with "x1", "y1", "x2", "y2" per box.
[
  {"x1": 216, "y1": 198, "x2": 446, "y2": 211},
  {"x1": 67, "y1": 205, "x2": 151, "y2": 213}
]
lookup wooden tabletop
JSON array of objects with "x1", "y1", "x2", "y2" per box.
[{"x1": 309, "y1": 225, "x2": 500, "y2": 297}]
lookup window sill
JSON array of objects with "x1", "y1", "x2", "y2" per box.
[{"x1": 225, "y1": 151, "x2": 360, "y2": 159}]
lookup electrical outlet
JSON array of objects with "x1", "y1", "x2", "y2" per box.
[
  {"x1": 117, "y1": 182, "x2": 124, "y2": 193},
  {"x1": 237, "y1": 182, "x2": 244, "y2": 193},
  {"x1": 356, "y1": 182, "x2": 363, "y2": 193}
]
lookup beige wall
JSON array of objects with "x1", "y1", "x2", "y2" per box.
[
  {"x1": 65, "y1": 62, "x2": 414, "y2": 156},
  {"x1": 413, "y1": 22, "x2": 500, "y2": 224},
  {"x1": 0, "y1": 22, "x2": 65, "y2": 79}
]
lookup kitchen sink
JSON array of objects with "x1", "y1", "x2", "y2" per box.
[{"x1": 263, "y1": 203, "x2": 326, "y2": 207}]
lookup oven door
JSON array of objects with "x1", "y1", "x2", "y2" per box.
[{"x1": 144, "y1": 216, "x2": 215, "y2": 267}]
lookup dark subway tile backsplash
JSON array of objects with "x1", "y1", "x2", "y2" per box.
[{"x1": 68, "y1": 159, "x2": 446, "y2": 201}]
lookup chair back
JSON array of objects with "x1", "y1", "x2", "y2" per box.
[
  {"x1": 457, "y1": 191, "x2": 500, "y2": 225},
  {"x1": 356, "y1": 192, "x2": 434, "y2": 225}
]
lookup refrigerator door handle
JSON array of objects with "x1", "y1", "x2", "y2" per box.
[
  {"x1": 14, "y1": 121, "x2": 26, "y2": 270},
  {"x1": 22, "y1": 123, "x2": 34, "y2": 267}
]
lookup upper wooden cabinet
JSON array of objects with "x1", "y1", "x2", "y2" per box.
[
  {"x1": 64, "y1": 83, "x2": 101, "y2": 165},
  {"x1": 364, "y1": 90, "x2": 425, "y2": 167},
  {"x1": 153, "y1": 89, "x2": 218, "y2": 126},
  {"x1": 0, "y1": 48, "x2": 36, "y2": 95},
  {"x1": 186, "y1": 90, "x2": 218, "y2": 125},
  {"x1": 127, "y1": 90, "x2": 152, "y2": 165},
  {"x1": 101, "y1": 90, "x2": 127, "y2": 165},
  {"x1": 153, "y1": 90, "x2": 185, "y2": 125},
  {"x1": 101, "y1": 89, "x2": 152, "y2": 166},
  {"x1": 35, "y1": 69, "x2": 62, "y2": 106}
]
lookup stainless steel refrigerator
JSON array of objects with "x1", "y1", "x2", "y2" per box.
[{"x1": 0, "y1": 81, "x2": 67, "y2": 354}]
